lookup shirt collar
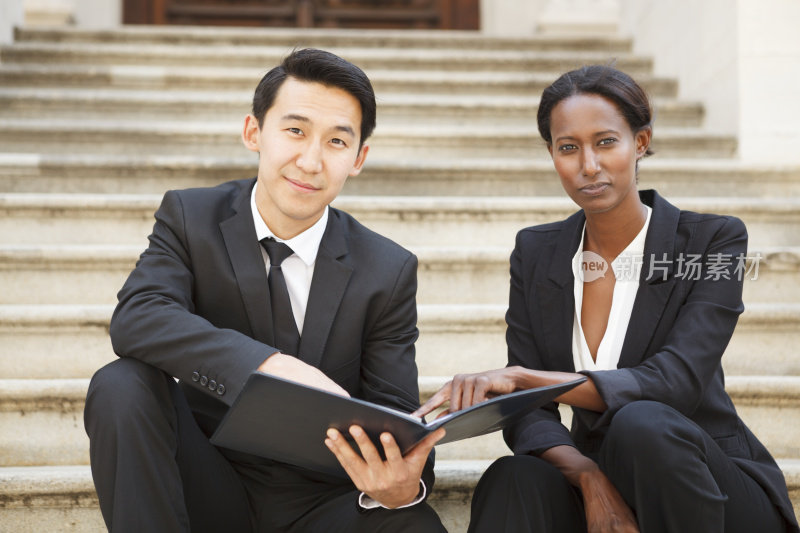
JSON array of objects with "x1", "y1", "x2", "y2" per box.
[{"x1": 250, "y1": 181, "x2": 327, "y2": 267}]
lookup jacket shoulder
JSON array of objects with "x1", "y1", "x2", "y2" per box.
[
  {"x1": 168, "y1": 178, "x2": 253, "y2": 207},
  {"x1": 677, "y1": 209, "x2": 745, "y2": 230},
  {"x1": 675, "y1": 209, "x2": 747, "y2": 244},
  {"x1": 160, "y1": 178, "x2": 253, "y2": 225},
  {"x1": 330, "y1": 207, "x2": 413, "y2": 260},
  {"x1": 516, "y1": 211, "x2": 580, "y2": 249}
]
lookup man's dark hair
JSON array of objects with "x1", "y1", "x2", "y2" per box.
[
  {"x1": 252, "y1": 48, "x2": 377, "y2": 149},
  {"x1": 537, "y1": 65, "x2": 654, "y2": 158}
]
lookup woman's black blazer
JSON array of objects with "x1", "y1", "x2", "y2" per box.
[{"x1": 503, "y1": 189, "x2": 797, "y2": 530}]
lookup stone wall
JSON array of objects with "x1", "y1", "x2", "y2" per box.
[
  {"x1": 620, "y1": 0, "x2": 800, "y2": 164},
  {"x1": 0, "y1": 0, "x2": 24, "y2": 44}
]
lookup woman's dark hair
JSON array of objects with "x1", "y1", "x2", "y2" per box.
[
  {"x1": 537, "y1": 65, "x2": 654, "y2": 157},
  {"x1": 251, "y1": 48, "x2": 376, "y2": 149}
]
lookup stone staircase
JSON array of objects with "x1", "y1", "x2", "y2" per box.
[{"x1": 0, "y1": 25, "x2": 798, "y2": 531}]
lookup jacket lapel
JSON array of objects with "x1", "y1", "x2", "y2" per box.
[
  {"x1": 540, "y1": 211, "x2": 585, "y2": 372},
  {"x1": 617, "y1": 190, "x2": 680, "y2": 368},
  {"x1": 297, "y1": 209, "x2": 353, "y2": 368},
  {"x1": 219, "y1": 179, "x2": 275, "y2": 346}
]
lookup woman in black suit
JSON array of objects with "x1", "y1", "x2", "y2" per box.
[{"x1": 416, "y1": 66, "x2": 798, "y2": 533}]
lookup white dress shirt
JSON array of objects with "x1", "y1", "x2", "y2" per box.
[
  {"x1": 249, "y1": 183, "x2": 425, "y2": 509},
  {"x1": 250, "y1": 183, "x2": 327, "y2": 335},
  {"x1": 571, "y1": 206, "x2": 652, "y2": 371}
]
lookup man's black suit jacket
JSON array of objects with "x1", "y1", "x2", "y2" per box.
[
  {"x1": 109, "y1": 177, "x2": 434, "y2": 488},
  {"x1": 503, "y1": 189, "x2": 798, "y2": 530}
]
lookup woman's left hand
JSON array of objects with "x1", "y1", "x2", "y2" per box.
[{"x1": 412, "y1": 367, "x2": 520, "y2": 418}]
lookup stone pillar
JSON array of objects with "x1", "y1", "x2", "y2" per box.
[
  {"x1": 73, "y1": 0, "x2": 121, "y2": 27},
  {"x1": 736, "y1": 0, "x2": 800, "y2": 163},
  {"x1": 536, "y1": 0, "x2": 621, "y2": 35},
  {"x1": 22, "y1": 0, "x2": 121, "y2": 28},
  {"x1": 619, "y1": 0, "x2": 739, "y2": 137},
  {"x1": 619, "y1": 0, "x2": 800, "y2": 164},
  {"x1": 23, "y1": 0, "x2": 75, "y2": 26},
  {"x1": 480, "y1": 0, "x2": 546, "y2": 36},
  {"x1": 0, "y1": 0, "x2": 25, "y2": 45}
]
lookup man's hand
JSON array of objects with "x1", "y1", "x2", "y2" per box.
[
  {"x1": 412, "y1": 368, "x2": 520, "y2": 419},
  {"x1": 324, "y1": 425, "x2": 445, "y2": 508},
  {"x1": 258, "y1": 352, "x2": 350, "y2": 397},
  {"x1": 579, "y1": 467, "x2": 640, "y2": 533}
]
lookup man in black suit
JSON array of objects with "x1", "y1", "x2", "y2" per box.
[{"x1": 84, "y1": 48, "x2": 445, "y2": 532}]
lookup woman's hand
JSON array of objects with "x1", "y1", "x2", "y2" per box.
[
  {"x1": 580, "y1": 467, "x2": 640, "y2": 533},
  {"x1": 541, "y1": 445, "x2": 638, "y2": 533},
  {"x1": 412, "y1": 367, "x2": 521, "y2": 418},
  {"x1": 413, "y1": 365, "x2": 607, "y2": 418}
]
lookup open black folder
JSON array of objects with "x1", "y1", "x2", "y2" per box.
[{"x1": 210, "y1": 372, "x2": 585, "y2": 477}]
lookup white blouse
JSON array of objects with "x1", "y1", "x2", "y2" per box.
[{"x1": 571, "y1": 206, "x2": 652, "y2": 372}]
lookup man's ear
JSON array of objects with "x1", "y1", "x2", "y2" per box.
[
  {"x1": 242, "y1": 114, "x2": 261, "y2": 153},
  {"x1": 348, "y1": 144, "x2": 370, "y2": 177}
]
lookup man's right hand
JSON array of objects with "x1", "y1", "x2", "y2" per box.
[{"x1": 258, "y1": 352, "x2": 350, "y2": 397}]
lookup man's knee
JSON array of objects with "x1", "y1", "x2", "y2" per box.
[{"x1": 85, "y1": 358, "x2": 175, "y2": 431}]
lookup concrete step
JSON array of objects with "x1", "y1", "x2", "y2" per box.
[
  {"x1": 0, "y1": 88, "x2": 703, "y2": 127},
  {"x1": 0, "y1": 42, "x2": 654, "y2": 75},
  {"x1": 13, "y1": 26, "x2": 633, "y2": 53},
  {"x1": 2, "y1": 302, "x2": 799, "y2": 381},
  {"x1": 0, "y1": 379, "x2": 90, "y2": 467},
  {"x1": 0, "y1": 377, "x2": 506, "y2": 466},
  {"x1": 378, "y1": 126, "x2": 734, "y2": 159},
  {"x1": 3, "y1": 194, "x2": 799, "y2": 248},
  {"x1": 0, "y1": 244, "x2": 796, "y2": 305},
  {"x1": 0, "y1": 465, "x2": 105, "y2": 533},
  {"x1": 1, "y1": 459, "x2": 796, "y2": 532},
  {"x1": 2, "y1": 376, "x2": 799, "y2": 466},
  {"x1": 423, "y1": 376, "x2": 800, "y2": 463},
  {"x1": 414, "y1": 303, "x2": 800, "y2": 378},
  {"x1": 0, "y1": 154, "x2": 797, "y2": 197},
  {"x1": 1, "y1": 460, "x2": 797, "y2": 532},
  {"x1": 0, "y1": 119, "x2": 737, "y2": 159},
  {"x1": 0, "y1": 63, "x2": 680, "y2": 98},
  {"x1": 0, "y1": 305, "x2": 113, "y2": 379},
  {"x1": 0, "y1": 460, "x2": 490, "y2": 533}
]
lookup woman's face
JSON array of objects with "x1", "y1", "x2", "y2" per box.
[{"x1": 547, "y1": 93, "x2": 651, "y2": 215}]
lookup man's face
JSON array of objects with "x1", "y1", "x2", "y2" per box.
[{"x1": 242, "y1": 77, "x2": 369, "y2": 239}]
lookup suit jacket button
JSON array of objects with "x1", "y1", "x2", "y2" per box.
[
  {"x1": 208, "y1": 380, "x2": 217, "y2": 391},
  {"x1": 216, "y1": 384, "x2": 225, "y2": 396},
  {"x1": 200, "y1": 376, "x2": 208, "y2": 386},
  {"x1": 191, "y1": 372, "x2": 200, "y2": 382}
]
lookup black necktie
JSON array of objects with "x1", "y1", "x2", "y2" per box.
[{"x1": 260, "y1": 238, "x2": 301, "y2": 355}]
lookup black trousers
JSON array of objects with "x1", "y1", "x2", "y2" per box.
[
  {"x1": 84, "y1": 358, "x2": 445, "y2": 533},
  {"x1": 467, "y1": 401, "x2": 787, "y2": 533}
]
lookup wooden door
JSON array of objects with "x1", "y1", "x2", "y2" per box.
[{"x1": 123, "y1": 0, "x2": 480, "y2": 30}]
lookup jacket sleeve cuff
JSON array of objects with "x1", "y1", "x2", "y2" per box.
[
  {"x1": 509, "y1": 419, "x2": 575, "y2": 456},
  {"x1": 357, "y1": 480, "x2": 426, "y2": 510},
  {"x1": 579, "y1": 368, "x2": 642, "y2": 427}
]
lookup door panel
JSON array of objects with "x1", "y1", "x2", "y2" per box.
[{"x1": 123, "y1": 0, "x2": 480, "y2": 30}]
